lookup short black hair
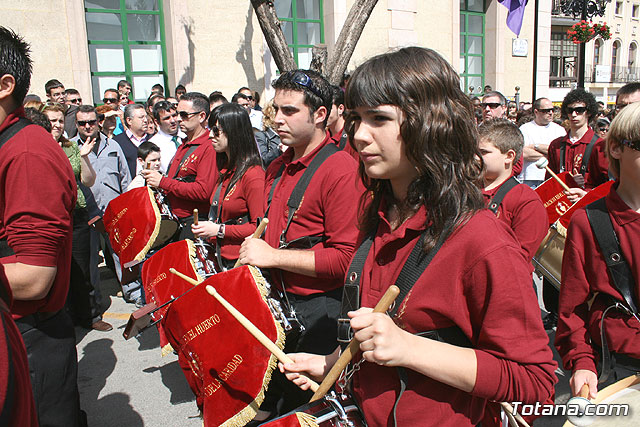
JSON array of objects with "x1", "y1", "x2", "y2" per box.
[
  {"x1": 175, "y1": 84, "x2": 186, "y2": 94},
  {"x1": 561, "y1": 88, "x2": 598, "y2": 120},
  {"x1": 272, "y1": 69, "x2": 332, "y2": 127},
  {"x1": 65, "y1": 88, "x2": 79, "y2": 96},
  {"x1": 24, "y1": 107, "x2": 51, "y2": 132},
  {"x1": 152, "y1": 100, "x2": 175, "y2": 121},
  {"x1": 104, "y1": 88, "x2": 118, "y2": 97},
  {"x1": 75, "y1": 104, "x2": 97, "y2": 119},
  {"x1": 117, "y1": 80, "x2": 131, "y2": 89},
  {"x1": 137, "y1": 141, "x2": 160, "y2": 161},
  {"x1": 237, "y1": 86, "x2": 251, "y2": 93},
  {"x1": 45, "y1": 79, "x2": 64, "y2": 95},
  {"x1": 0, "y1": 27, "x2": 32, "y2": 104},
  {"x1": 180, "y1": 92, "x2": 210, "y2": 120},
  {"x1": 231, "y1": 92, "x2": 249, "y2": 103},
  {"x1": 152, "y1": 83, "x2": 164, "y2": 92},
  {"x1": 209, "y1": 91, "x2": 228, "y2": 105},
  {"x1": 616, "y1": 82, "x2": 640, "y2": 101},
  {"x1": 331, "y1": 85, "x2": 344, "y2": 107}
]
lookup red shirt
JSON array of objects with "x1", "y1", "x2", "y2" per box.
[
  {"x1": 352, "y1": 207, "x2": 557, "y2": 426},
  {"x1": 264, "y1": 134, "x2": 363, "y2": 295},
  {"x1": 330, "y1": 126, "x2": 358, "y2": 161},
  {"x1": 546, "y1": 128, "x2": 606, "y2": 185},
  {"x1": 584, "y1": 139, "x2": 611, "y2": 189},
  {"x1": 482, "y1": 181, "x2": 548, "y2": 261},
  {"x1": 512, "y1": 154, "x2": 523, "y2": 177},
  {"x1": 159, "y1": 131, "x2": 217, "y2": 219},
  {"x1": 555, "y1": 184, "x2": 640, "y2": 374},
  {"x1": 209, "y1": 165, "x2": 265, "y2": 260},
  {"x1": 0, "y1": 108, "x2": 76, "y2": 317}
]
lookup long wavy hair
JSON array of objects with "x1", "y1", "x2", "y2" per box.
[
  {"x1": 209, "y1": 103, "x2": 263, "y2": 191},
  {"x1": 345, "y1": 47, "x2": 485, "y2": 252}
]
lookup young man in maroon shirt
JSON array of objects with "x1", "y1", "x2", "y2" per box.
[
  {"x1": 142, "y1": 92, "x2": 217, "y2": 240},
  {"x1": 238, "y1": 69, "x2": 362, "y2": 418},
  {"x1": 555, "y1": 101, "x2": 640, "y2": 400},
  {"x1": 0, "y1": 27, "x2": 83, "y2": 425}
]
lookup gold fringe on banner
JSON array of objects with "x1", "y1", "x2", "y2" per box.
[{"x1": 133, "y1": 187, "x2": 162, "y2": 262}]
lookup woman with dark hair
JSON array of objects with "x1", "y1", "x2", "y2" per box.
[
  {"x1": 279, "y1": 47, "x2": 557, "y2": 426},
  {"x1": 192, "y1": 103, "x2": 265, "y2": 269}
]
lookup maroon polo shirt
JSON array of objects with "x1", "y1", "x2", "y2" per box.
[
  {"x1": 583, "y1": 139, "x2": 611, "y2": 190},
  {"x1": 208, "y1": 165, "x2": 265, "y2": 260},
  {"x1": 555, "y1": 184, "x2": 640, "y2": 374},
  {"x1": 0, "y1": 108, "x2": 76, "y2": 317},
  {"x1": 482, "y1": 181, "x2": 548, "y2": 261},
  {"x1": 546, "y1": 128, "x2": 606, "y2": 185},
  {"x1": 159, "y1": 131, "x2": 217, "y2": 219},
  {"x1": 352, "y1": 206, "x2": 557, "y2": 426},
  {"x1": 263, "y1": 133, "x2": 363, "y2": 295}
]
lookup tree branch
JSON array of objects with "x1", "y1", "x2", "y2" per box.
[{"x1": 250, "y1": 0, "x2": 297, "y2": 72}]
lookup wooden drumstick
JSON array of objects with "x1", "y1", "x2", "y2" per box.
[
  {"x1": 578, "y1": 383, "x2": 590, "y2": 398},
  {"x1": 500, "y1": 402, "x2": 531, "y2": 427},
  {"x1": 310, "y1": 285, "x2": 400, "y2": 402},
  {"x1": 169, "y1": 268, "x2": 320, "y2": 392},
  {"x1": 233, "y1": 218, "x2": 269, "y2": 268},
  {"x1": 535, "y1": 158, "x2": 571, "y2": 192},
  {"x1": 193, "y1": 209, "x2": 199, "y2": 226},
  {"x1": 204, "y1": 284, "x2": 320, "y2": 393}
]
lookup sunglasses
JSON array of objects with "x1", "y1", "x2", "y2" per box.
[
  {"x1": 68, "y1": 98, "x2": 82, "y2": 104},
  {"x1": 244, "y1": 95, "x2": 253, "y2": 101},
  {"x1": 536, "y1": 108, "x2": 554, "y2": 113},
  {"x1": 566, "y1": 106, "x2": 587, "y2": 115},
  {"x1": 621, "y1": 139, "x2": 640, "y2": 151},
  {"x1": 177, "y1": 110, "x2": 200, "y2": 120},
  {"x1": 292, "y1": 71, "x2": 323, "y2": 100},
  {"x1": 77, "y1": 119, "x2": 98, "y2": 127},
  {"x1": 480, "y1": 102, "x2": 503, "y2": 109},
  {"x1": 598, "y1": 126, "x2": 609, "y2": 132},
  {"x1": 103, "y1": 97, "x2": 118, "y2": 104},
  {"x1": 616, "y1": 102, "x2": 631, "y2": 111}
]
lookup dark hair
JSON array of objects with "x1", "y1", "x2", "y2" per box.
[
  {"x1": 231, "y1": 92, "x2": 249, "y2": 103},
  {"x1": 104, "y1": 88, "x2": 118, "y2": 98},
  {"x1": 272, "y1": 69, "x2": 332, "y2": 127},
  {"x1": 561, "y1": 88, "x2": 598, "y2": 120},
  {"x1": 616, "y1": 82, "x2": 640, "y2": 101},
  {"x1": 23, "y1": 94, "x2": 41, "y2": 104},
  {"x1": 0, "y1": 27, "x2": 32, "y2": 104},
  {"x1": 152, "y1": 100, "x2": 175, "y2": 121},
  {"x1": 75, "y1": 104, "x2": 97, "y2": 118},
  {"x1": 532, "y1": 97, "x2": 549, "y2": 111},
  {"x1": 331, "y1": 85, "x2": 344, "y2": 108},
  {"x1": 146, "y1": 93, "x2": 165, "y2": 109},
  {"x1": 180, "y1": 92, "x2": 210, "y2": 120},
  {"x1": 65, "y1": 88, "x2": 79, "y2": 96},
  {"x1": 237, "y1": 86, "x2": 251, "y2": 94},
  {"x1": 25, "y1": 107, "x2": 52, "y2": 133},
  {"x1": 117, "y1": 80, "x2": 131, "y2": 89},
  {"x1": 175, "y1": 84, "x2": 186, "y2": 94},
  {"x1": 151, "y1": 83, "x2": 164, "y2": 92},
  {"x1": 345, "y1": 47, "x2": 484, "y2": 252},
  {"x1": 137, "y1": 141, "x2": 160, "y2": 161},
  {"x1": 209, "y1": 92, "x2": 228, "y2": 105},
  {"x1": 208, "y1": 103, "x2": 262, "y2": 191},
  {"x1": 253, "y1": 91, "x2": 260, "y2": 105},
  {"x1": 482, "y1": 91, "x2": 507, "y2": 105},
  {"x1": 45, "y1": 79, "x2": 64, "y2": 95},
  {"x1": 478, "y1": 118, "x2": 524, "y2": 160}
]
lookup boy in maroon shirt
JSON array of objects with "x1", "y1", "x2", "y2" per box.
[
  {"x1": 555, "y1": 101, "x2": 640, "y2": 400},
  {"x1": 478, "y1": 119, "x2": 548, "y2": 261}
]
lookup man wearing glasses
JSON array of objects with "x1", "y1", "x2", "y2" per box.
[
  {"x1": 239, "y1": 86, "x2": 264, "y2": 130},
  {"x1": 518, "y1": 98, "x2": 566, "y2": 189},
  {"x1": 149, "y1": 100, "x2": 185, "y2": 173},
  {"x1": 546, "y1": 89, "x2": 608, "y2": 202},
  {"x1": 481, "y1": 90, "x2": 523, "y2": 176},
  {"x1": 64, "y1": 88, "x2": 82, "y2": 139},
  {"x1": 103, "y1": 88, "x2": 125, "y2": 136},
  {"x1": 142, "y1": 92, "x2": 217, "y2": 240}
]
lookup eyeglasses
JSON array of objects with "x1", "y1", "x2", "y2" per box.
[
  {"x1": 177, "y1": 110, "x2": 201, "y2": 120},
  {"x1": 244, "y1": 95, "x2": 253, "y2": 101},
  {"x1": 292, "y1": 71, "x2": 324, "y2": 100},
  {"x1": 68, "y1": 98, "x2": 82, "y2": 104},
  {"x1": 621, "y1": 139, "x2": 640, "y2": 151},
  {"x1": 616, "y1": 102, "x2": 631, "y2": 111},
  {"x1": 77, "y1": 119, "x2": 98, "y2": 127},
  {"x1": 566, "y1": 106, "x2": 587, "y2": 115},
  {"x1": 103, "y1": 97, "x2": 118, "y2": 104},
  {"x1": 480, "y1": 102, "x2": 503, "y2": 109},
  {"x1": 598, "y1": 126, "x2": 609, "y2": 132},
  {"x1": 536, "y1": 108, "x2": 554, "y2": 113}
]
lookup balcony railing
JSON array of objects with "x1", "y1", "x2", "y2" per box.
[{"x1": 585, "y1": 64, "x2": 640, "y2": 83}]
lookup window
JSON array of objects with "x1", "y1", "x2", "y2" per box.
[
  {"x1": 629, "y1": 42, "x2": 637, "y2": 68},
  {"x1": 615, "y1": 1, "x2": 623, "y2": 15},
  {"x1": 275, "y1": 0, "x2": 324, "y2": 69},
  {"x1": 611, "y1": 40, "x2": 620, "y2": 80},
  {"x1": 460, "y1": 0, "x2": 485, "y2": 94},
  {"x1": 594, "y1": 38, "x2": 602, "y2": 65},
  {"x1": 84, "y1": 0, "x2": 168, "y2": 103},
  {"x1": 633, "y1": 4, "x2": 639, "y2": 19},
  {"x1": 550, "y1": 29, "x2": 578, "y2": 87}
]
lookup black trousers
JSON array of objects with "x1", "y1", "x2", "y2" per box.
[
  {"x1": 261, "y1": 287, "x2": 342, "y2": 415},
  {"x1": 67, "y1": 208, "x2": 103, "y2": 327},
  {"x1": 16, "y1": 310, "x2": 85, "y2": 427}
]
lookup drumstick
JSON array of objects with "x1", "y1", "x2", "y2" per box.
[
  {"x1": 193, "y1": 209, "x2": 199, "y2": 226},
  {"x1": 535, "y1": 158, "x2": 571, "y2": 192},
  {"x1": 169, "y1": 268, "x2": 320, "y2": 391},
  {"x1": 578, "y1": 383, "x2": 590, "y2": 398},
  {"x1": 204, "y1": 284, "x2": 320, "y2": 393},
  {"x1": 233, "y1": 218, "x2": 269, "y2": 268},
  {"x1": 500, "y1": 402, "x2": 531, "y2": 427},
  {"x1": 310, "y1": 285, "x2": 400, "y2": 402}
]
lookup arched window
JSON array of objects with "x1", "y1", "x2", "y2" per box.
[
  {"x1": 594, "y1": 38, "x2": 602, "y2": 65},
  {"x1": 612, "y1": 40, "x2": 621, "y2": 80},
  {"x1": 628, "y1": 42, "x2": 637, "y2": 68}
]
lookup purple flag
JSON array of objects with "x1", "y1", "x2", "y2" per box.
[{"x1": 499, "y1": 0, "x2": 529, "y2": 36}]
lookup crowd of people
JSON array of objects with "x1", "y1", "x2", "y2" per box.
[{"x1": 1, "y1": 24, "x2": 639, "y2": 427}]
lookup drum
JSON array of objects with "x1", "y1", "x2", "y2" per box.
[
  {"x1": 533, "y1": 223, "x2": 565, "y2": 291},
  {"x1": 563, "y1": 375, "x2": 640, "y2": 426},
  {"x1": 261, "y1": 392, "x2": 366, "y2": 427},
  {"x1": 151, "y1": 189, "x2": 179, "y2": 249}
]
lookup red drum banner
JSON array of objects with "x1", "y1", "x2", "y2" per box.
[
  {"x1": 162, "y1": 266, "x2": 284, "y2": 427},
  {"x1": 534, "y1": 172, "x2": 574, "y2": 226},
  {"x1": 556, "y1": 180, "x2": 614, "y2": 234},
  {"x1": 103, "y1": 187, "x2": 161, "y2": 266}
]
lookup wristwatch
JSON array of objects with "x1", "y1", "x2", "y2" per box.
[{"x1": 217, "y1": 224, "x2": 225, "y2": 239}]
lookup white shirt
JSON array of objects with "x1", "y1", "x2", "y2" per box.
[
  {"x1": 518, "y1": 120, "x2": 566, "y2": 181},
  {"x1": 249, "y1": 108, "x2": 264, "y2": 131},
  {"x1": 149, "y1": 128, "x2": 186, "y2": 174}
]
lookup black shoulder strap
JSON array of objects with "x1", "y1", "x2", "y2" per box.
[
  {"x1": 170, "y1": 144, "x2": 199, "y2": 179},
  {"x1": 586, "y1": 198, "x2": 639, "y2": 314},
  {"x1": 208, "y1": 180, "x2": 226, "y2": 222},
  {"x1": 560, "y1": 142, "x2": 566, "y2": 173},
  {"x1": 277, "y1": 143, "x2": 340, "y2": 247},
  {"x1": 338, "y1": 132, "x2": 348, "y2": 150},
  {"x1": 580, "y1": 133, "x2": 600, "y2": 175},
  {"x1": 266, "y1": 163, "x2": 286, "y2": 214},
  {"x1": 0, "y1": 118, "x2": 30, "y2": 151},
  {"x1": 487, "y1": 177, "x2": 519, "y2": 215}
]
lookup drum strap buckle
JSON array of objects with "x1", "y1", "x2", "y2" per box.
[{"x1": 325, "y1": 393, "x2": 350, "y2": 424}]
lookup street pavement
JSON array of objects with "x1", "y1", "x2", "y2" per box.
[{"x1": 76, "y1": 267, "x2": 573, "y2": 426}]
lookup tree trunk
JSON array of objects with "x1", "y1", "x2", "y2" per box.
[
  {"x1": 250, "y1": 0, "x2": 296, "y2": 72},
  {"x1": 310, "y1": 45, "x2": 328, "y2": 74},
  {"x1": 325, "y1": 0, "x2": 379, "y2": 85}
]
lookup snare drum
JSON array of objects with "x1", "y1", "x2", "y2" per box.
[
  {"x1": 533, "y1": 222, "x2": 565, "y2": 291},
  {"x1": 151, "y1": 189, "x2": 179, "y2": 248},
  {"x1": 563, "y1": 374, "x2": 640, "y2": 426},
  {"x1": 261, "y1": 392, "x2": 366, "y2": 426}
]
